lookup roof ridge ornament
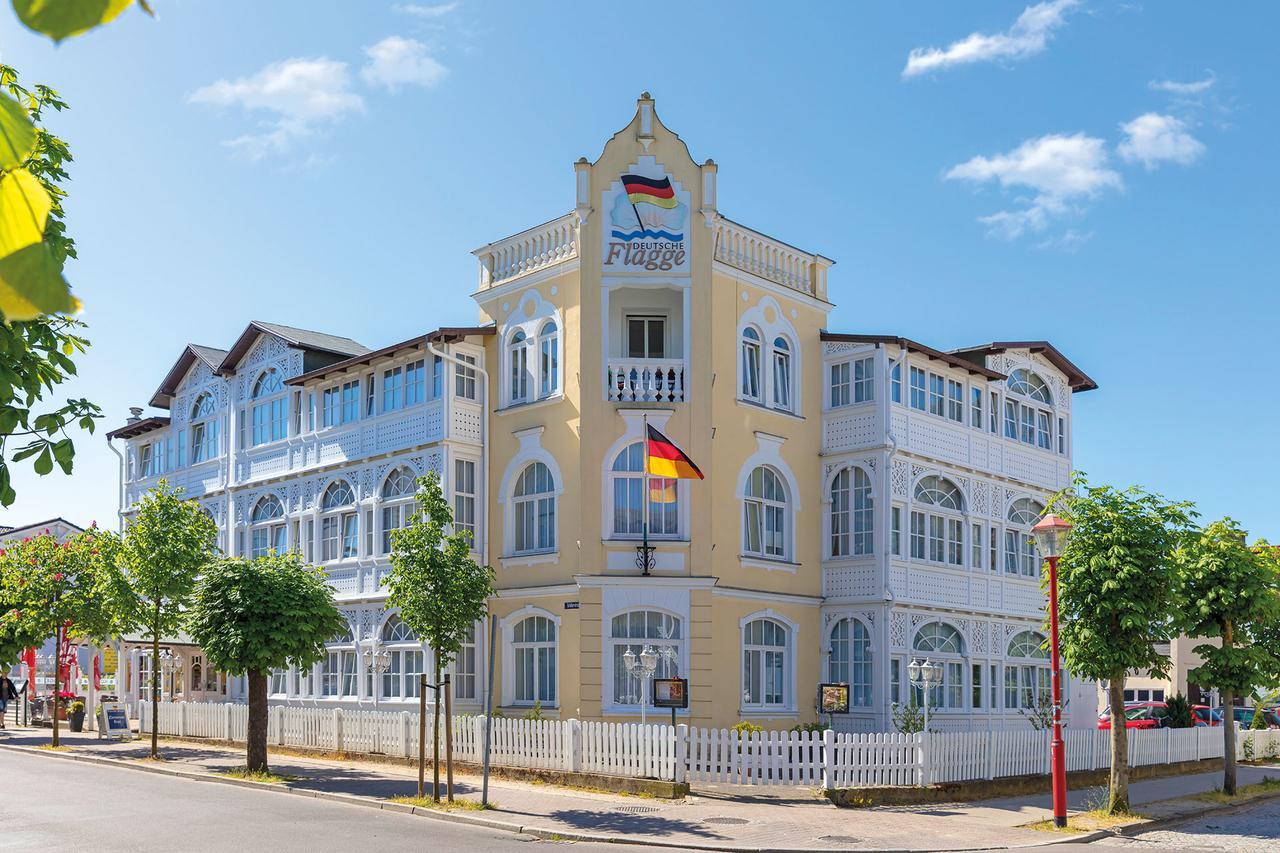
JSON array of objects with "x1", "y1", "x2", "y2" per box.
[{"x1": 637, "y1": 91, "x2": 654, "y2": 151}]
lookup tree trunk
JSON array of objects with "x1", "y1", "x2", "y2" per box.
[
  {"x1": 151, "y1": 619, "x2": 160, "y2": 759},
  {"x1": 51, "y1": 627, "x2": 61, "y2": 748},
  {"x1": 444, "y1": 672, "x2": 454, "y2": 803},
  {"x1": 247, "y1": 668, "x2": 269, "y2": 773},
  {"x1": 432, "y1": 657, "x2": 441, "y2": 802},
  {"x1": 1222, "y1": 619, "x2": 1237, "y2": 796},
  {"x1": 1107, "y1": 676, "x2": 1130, "y2": 813}
]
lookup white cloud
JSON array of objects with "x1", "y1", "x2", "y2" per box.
[
  {"x1": 1149, "y1": 72, "x2": 1215, "y2": 96},
  {"x1": 946, "y1": 132, "x2": 1121, "y2": 238},
  {"x1": 903, "y1": 0, "x2": 1079, "y2": 78},
  {"x1": 361, "y1": 36, "x2": 448, "y2": 91},
  {"x1": 1117, "y1": 112, "x2": 1205, "y2": 169},
  {"x1": 392, "y1": 2, "x2": 458, "y2": 18},
  {"x1": 190, "y1": 58, "x2": 363, "y2": 160}
]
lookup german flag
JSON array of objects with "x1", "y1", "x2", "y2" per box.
[
  {"x1": 648, "y1": 477, "x2": 677, "y2": 504},
  {"x1": 645, "y1": 424, "x2": 704, "y2": 480},
  {"x1": 622, "y1": 174, "x2": 678, "y2": 209}
]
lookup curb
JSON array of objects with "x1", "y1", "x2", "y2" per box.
[{"x1": 0, "y1": 739, "x2": 1157, "y2": 852}]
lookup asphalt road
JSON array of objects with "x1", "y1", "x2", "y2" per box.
[
  {"x1": 1088, "y1": 796, "x2": 1280, "y2": 852},
  {"x1": 0, "y1": 750, "x2": 676, "y2": 852}
]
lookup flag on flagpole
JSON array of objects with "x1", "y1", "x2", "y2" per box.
[
  {"x1": 645, "y1": 424, "x2": 704, "y2": 480},
  {"x1": 622, "y1": 174, "x2": 679, "y2": 209}
]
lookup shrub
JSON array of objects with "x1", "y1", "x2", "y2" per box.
[
  {"x1": 69, "y1": 700, "x2": 85, "y2": 714},
  {"x1": 790, "y1": 722, "x2": 829, "y2": 735},
  {"x1": 1165, "y1": 693, "x2": 1195, "y2": 729},
  {"x1": 1251, "y1": 706, "x2": 1270, "y2": 730},
  {"x1": 732, "y1": 721, "x2": 763, "y2": 737}
]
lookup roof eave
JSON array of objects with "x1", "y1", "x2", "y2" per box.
[
  {"x1": 820, "y1": 332, "x2": 1006, "y2": 381},
  {"x1": 284, "y1": 326, "x2": 495, "y2": 387}
]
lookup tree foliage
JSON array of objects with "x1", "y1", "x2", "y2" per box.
[
  {"x1": 384, "y1": 471, "x2": 494, "y2": 672},
  {"x1": 1051, "y1": 474, "x2": 1196, "y2": 813},
  {"x1": 187, "y1": 553, "x2": 345, "y2": 678},
  {"x1": 1164, "y1": 693, "x2": 1195, "y2": 729},
  {"x1": 1176, "y1": 518, "x2": 1280, "y2": 794}
]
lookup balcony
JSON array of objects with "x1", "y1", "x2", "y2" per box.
[{"x1": 607, "y1": 359, "x2": 686, "y2": 403}]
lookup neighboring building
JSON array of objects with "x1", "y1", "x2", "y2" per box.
[
  {"x1": 108, "y1": 94, "x2": 1096, "y2": 730},
  {"x1": 0, "y1": 517, "x2": 84, "y2": 545}
]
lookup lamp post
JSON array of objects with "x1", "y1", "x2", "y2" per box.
[
  {"x1": 623, "y1": 645, "x2": 660, "y2": 725},
  {"x1": 1032, "y1": 512, "x2": 1074, "y2": 830},
  {"x1": 362, "y1": 641, "x2": 392, "y2": 707},
  {"x1": 908, "y1": 658, "x2": 943, "y2": 731},
  {"x1": 158, "y1": 649, "x2": 181, "y2": 702}
]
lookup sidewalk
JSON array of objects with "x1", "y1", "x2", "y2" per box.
[{"x1": 2, "y1": 725, "x2": 1277, "y2": 851}]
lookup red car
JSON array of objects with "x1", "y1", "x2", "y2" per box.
[
  {"x1": 1192, "y1": 705, "x2": 1223, "y2": 727},
  {"x1": 1098, "y1": 702, "x2": 1169, "y2": 730}
]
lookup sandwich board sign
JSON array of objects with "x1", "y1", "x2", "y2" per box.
[{"x1": 98, "y1": 701, "x2": 132, "y2": 740}]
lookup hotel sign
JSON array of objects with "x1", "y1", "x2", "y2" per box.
[{"x1": 603, "y1": 164, "x2": 689, "y2": 275}]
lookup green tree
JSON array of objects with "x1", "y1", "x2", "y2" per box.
[
  {"x1": 187, "y1": 553, "x2": 345, "y2": 773},
  {"x1": 0, "y1": 525, "x2": 125, "y2": 745},
  {"x1": 1164, "y1": 693, "x2": 1195, "y2": 729},
  {"x1": 1176, "y1": 519, "x2": 1280, "y2": 795},
  {"x1": 1249, "y1": 704, "x2": 1270, "y2": 731},
  {"x1": 0, "y1": 67, "x2": 101, "y2": 506},
  {"x1": 384, "y1": 471, "x2": 494, "y2": 800},
  {"x1": 116, "y1": 480, "x2": 217, "y2": 758},
  {"x1": 1051, "y1": 475, "x2": 1195, "y2": 813}
]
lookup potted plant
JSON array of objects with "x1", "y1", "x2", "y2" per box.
[{"x1": 68, "y1": 700, "x2": 86, "y2": 732}]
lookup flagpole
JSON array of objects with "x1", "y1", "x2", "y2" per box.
[{"x1": 641, "y1": 414, "x2": 651, "y2": 576}]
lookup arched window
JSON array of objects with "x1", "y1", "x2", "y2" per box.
[
  {"x1": 1004, "y1": 369, "x2": 1054, "y2": 449},
  {"x1": 740, "y1": 327, "x2": 762, "y2": 401},
  {"x1": 513, "y1": 462, "x2": 556, "y2": 554},
  {"x1": 251, "y1": 368, "x2": 287, "y2": 446},
  {"x1": 1004, "y1": 498, "x2": 1045, "y2": 577},
  {"x1": 830, "y1": 468, "x2": 873, "y2": 558},
  {"x1": 321, "y1": 480, "x2": 358, "y2": 562},
  {"x1": 380, "y1": 467, "x2": 418, "y2": 554},
  {"x1": 910, "y1": 476, "x2": 965, "y2": 567},
  {"x1": 1007, "y1": 369, "x2": 1053, "y2": 405},
  {"x1": 190, "y1": 392, "x2": 219, "y2": 463},
  {"x1": 610, "y1": 442, "x2": 678, "y2": 539},
  {"x1": 771, "y1": 336, "x2": 792, "y2": 411},
  {"x1": 379, "y1": 615, "x2": 423, "y2": 700},
  {"x1": 513, "y1": 615, "x2": 556, "y2": 705},
  {"x1": 742, "y1": 618, "x2": 789, "y2": 709},
  {"x1": 539, "y1": 321, "x2": 559, "y2": 397},
  {"x1": 610, "y1": 610, "x2": 680, "y2": 705},
  {"x1": 743, "y1": 466, "x2": 788, "y2": 559},
  {"x1": 1006, "y1": 630, "x2": 1051, "y2": 710},
  {"x1": 250, "y1": 494, "x2": 286, "y2": 559},
  {"x1": 829, "y1": 618, "x2": 872, "y2": 707},
  {"x1": 509, "y1": 329, "x2": 531, "y2": 404},
  {"x1": 912, "y1": 621, "x2": 966, "y2": 709}
]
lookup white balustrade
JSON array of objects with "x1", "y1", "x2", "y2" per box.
[
  {"x1": 479, "y1": 214, "x2": 579, "y2": 287},
  {"x1": 714, "y1": 219, "x2": 820, "y2": 296},
  {"x1": 607, "y1": 360, "x2": 686, "y2": 403}
]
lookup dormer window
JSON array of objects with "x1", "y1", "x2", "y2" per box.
[{"x1": 1003, "y1": 369, "x2": 1054, "y2": 451}]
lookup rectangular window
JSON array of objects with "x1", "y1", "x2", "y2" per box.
[
  {"x1": 381, "y1": 503, "x2": 411, "y2": 554},
  {"x1": 293, "y1": 391, "x2": 303, "y2": 435},
  {"x1": 303, "y1": 519, "x2": 314, "y2": 563},
  {"x1": 947, "y1": 379, "x2": 963, "y2": 422},
  {"x1": 1036, "y1": 410, "x2": 1052, "y2": 449},
  {"x1": 405, "y1": 359, "x2": 425, "y2": 405},
  {"x1": 323, "y1": 387, "x2": 341, "y2": 427},
  {"x1": 453, "y1": 626, "x2": 477, "y2": 701},
  {"x1": 1004, "y1": 529, "x2": 1019, "y2": 575},
  {"x1": 928, "y1": 373, "x2": 945, "y2": 416},
  {"x1": 307, "y1": 392, "x2": 315, "y2": 432},
  {"x1": 909, "y1": 367, "x2": 926, "y2": 411},
  {"x1": 991, "y1": 664, "x2": 998, "y2": 710},
  {"x1": 971, "y1": 523, "x2": 982, "y2": 569},
  {"x1": 322, "y1": 517, "x2": 339, "y2": 562},
  {"x1": 1004, "y1": 400, "x2": 1018, "y2": 439},
  {"x1": 970, "y1": 387, "x2": 983, "y2": 428},
  {"x1": 1005, "y1": 665, "x2": 1018, "y2": 710},
  {"x1": 1020, "y1": 405, "x2": 1035, "y2": 444},
  {"x1": 947, "y1": 518, "x2": 963, "y2": 566},
  {"x1": 137, "y1": 444, "x2": 153, "y2": 478},
  {"x1": 990, "y1": 525, "x2": 998, "y2": 573},
  {"x1": 341, "y1": 380, "x2": 360, "y2": 424},
  {"x1": 383, "y1": 366, "x2": 404, "y2": 412},
  {"x1": 830, "y1": 362, "x2": 850, "y2": 408},
  {"x1": 909, "y1": 511, "x2": 926, "y2": 560},
  {"x1": 432, "y1": 355, "x2": 443, "y2": 398},
  {"x1": 928, "y1": 514, "x2": 944, "y2": 562},
  {"x1": 890, "y1": 362, "x2": 902, "y2": 404},
  {"x1": 454, "y1": 459, "x2": 476, "y2": 542},
  {"x1": 321, "y1": 653, "x2": 341, "y2": 697},
  {"x1": 1058, "y1": 417, "x2": 1066, "y2": 455},
  {"x1": 364, "y1": 509, "x2": 373, "y2": 557},
  {"x1": 972, "y1": 663, "x2": 984, "y2": 709},
  {"x1": 366, "y1": 373, "x2": 375, "y2": 417},
  {"x1": 989, "y1": 391, "x2": 998, "y2": 433},
  {"x1": 853, "y1": 356, "x2": 874, "y2": 403},
  {"x1": 890, "y1": 657, "x2": 903, "y2": 706},
  {"x1": 891, "y1": 506, "x2": 902, "y2": 556},
  {"x1": 455, "y1": 354, "x2": 477, "y2": 400},
  {"x1": 627, "y1": 316, "x2": 665, "y2": 359}
]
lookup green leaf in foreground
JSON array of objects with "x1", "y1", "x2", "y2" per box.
[
  {"x1": 0, "y1": 167, "x2": 52, "y2": 255},
  {"x1": 12, "y1": 0, "x2": 135, "y2": 43},
  {"x1": 0, "y1": 242, "x2": 76, "y2": 321},
  {"x1": 0, "y1": 94, "x2": 36, "y2": 170}
]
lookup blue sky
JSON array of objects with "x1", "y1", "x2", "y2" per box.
[{"x1": 1, "y1": 1, "x2": 1276, "y2": 538}]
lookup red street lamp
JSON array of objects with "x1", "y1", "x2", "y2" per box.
[{"x1": 1032, "y1": 512, "x2": 1073, "y2": 828}]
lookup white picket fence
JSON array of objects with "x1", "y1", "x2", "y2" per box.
[{"x1": 140, "y1": 702, "x2": 1280, "y2": 789}]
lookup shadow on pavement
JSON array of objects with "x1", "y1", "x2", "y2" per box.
[{"x1": 546, "y1": 809, "x2": 729, "y2": 839}]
